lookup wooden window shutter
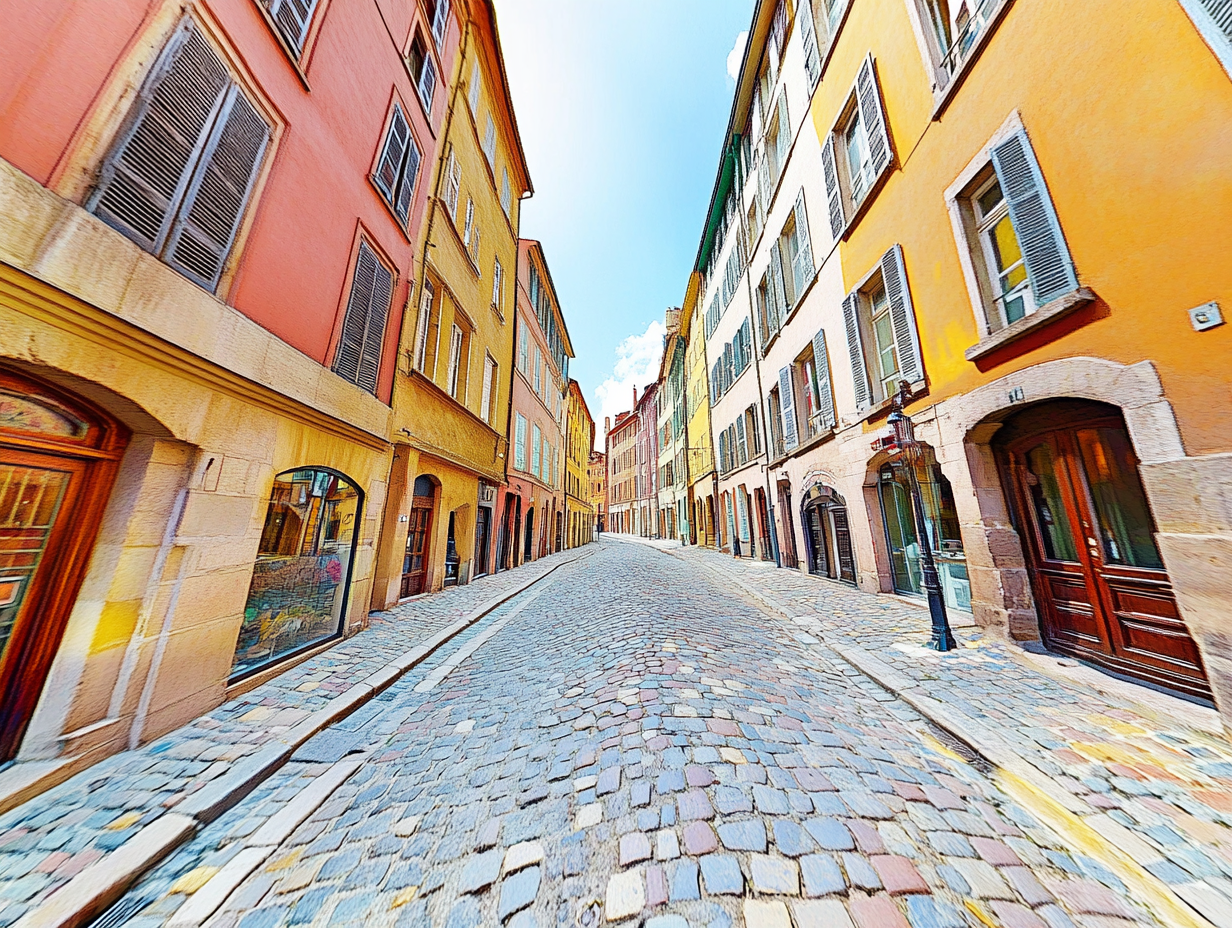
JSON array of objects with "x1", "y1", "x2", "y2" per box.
[
  {"x1": 515, "y1": 414, "x2": 526, "y2": 469},
  {"x1": 990, "y1": 128, "x2": 1079, "y2": 306},
  {"x1": 855, "y1": 55, "x2": 891, "y2": 182},
  {"x1": 774, "y1": 94, "x2": 791, "y2": 176},
  {"x1": 164, "y1": 87, "x2": 269, "y2": 289},
  {"x1": 880, "y1": 244, "x2": 924, "y2": 385},
  {"x1": 718, "y1": 429, "x2": 728, "y2": 473},
  {"x1": 419, "y1": 57, "x2": 436, "y2": 111},
  {"x1": 334, "y1": 241, "x2": 392, "y2": 394},
  {"x1": 791, "y1": 189, "x2": 814, "y2": 297},
  {"x1": 468, "y1": 61, "x2": 481, "y2": 113},
  {"x1": 736, "y1": 415, "x2": 748, "y2": 464},
  {"x1": 532, "y1": 424, "x2": 541, "y2": 476},
  {"x1": 374, "y1": 104, "x2": 409, "y2": 207},
  {"x1": 413, "y1": 277, "x2": 434, "y2": 371},
  {"x1": 778, "y1": 366, "x2": 798, "y2": 451},
  {"x1": 432, "y1": 0, "x2": 450, "y2": 44},
  {"x1": 463, "y1": 197, "x2": 475, "y2": 244},
  {"x1": 757, "y1": 150, "x2": 772, "y2": 217},
  {"x1": 768, "y1": 243, "x2": 788, "y2": 334},
  {"x1": 266, "y1": 0, "x2": 319, "y2": 54},
  {"x1": 481, "y1": 356, "x2": 494, "y2": 421},
  {"x1": 91, "y1": 22, "x2": 230, "y2": 255},
  {"x1": 820, "y1": 134, "x2": 845, "y2": 240},
  {"x1": 395, "y1": 136, "x2": 421, "y2": 223},
  {"x1": 843, "y1": 291, "x2": 871, "y2": 411},
  {"x1": 811, "y1": 328, "x2": 835, "y2": 430},
  {"x1": 798, "y1": 0, "x2": 821, "y2": 88}
]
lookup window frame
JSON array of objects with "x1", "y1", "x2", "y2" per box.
[
  {"x1": 332, "y1": 238, "x2": 396, "y2": 395},
  {"x1": 972, "y1": 172, "x2": 1035, "y2": 330},
  {"x1": 371, "y1": 101, "x2": 422, "y2": 226},
  {"x1": 904, "y1": 0, "x2": 1015, "y2": 112}
]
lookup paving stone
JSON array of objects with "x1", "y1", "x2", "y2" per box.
[
  {"x1": 870, "y1": 855, "x2": 928, "y2": 894},
  {"x1": 699, "y1": 854, "x2": 744, "y2": 895},
  {"x1": 631, "y1": 782, "x2": 652, "y2": 808},
  {"x1": 948, "y1": 858, "x2": 1014, "y2": 900},
  {"x1": 676, "y1": 790, "x2": 714, "y2": 821},
  {"x1": 668, "y1": 859, "x2": 700, "y2": 901},
  {"x1": 749, "y1": 855, "x2": 800, "y2": 895},
  {"x1": 597, "y1": 768, "x2": 621, "y2": 797},
  {"x1": 848, "y1": 893, "x2": 911, "y2": 928},
  {"x1": 717, "y1": 819, "x2": 767, "y2": 852},
  {"x1": 903, "y1": 896, "x2": 966, "y2": 928},
  {"x1": 645, "y1": 917, "x2": 688, "y2": 928},
  {"x1": 497, "y1": 865, "x2": 541, "y2": 921},
  {"x1": 605, "y1": 868, "x2": 644, "y2": 920},
  {"x1": 619, "y1": 832, "x2": 651, "y2": 866},
  {"x1": 682, "y1": 822, "x2": 718, "y2": 855},
  {"x1": 713, "y1": 786, "x2": 752, "y2": 814},
  {"x1": 655, "y1": 830, "x2": 680, "y2": 861},
  {"x1": 804, "y1": 818, "x2": 855, "y2": 851},
  {"x1": 799, "y1": 853, "x2": 846, "y2": 897},
  {"x1": 753, "y1": 786, "x2": 791, "y2": 815},
  {"x1": 646, "y1": 864, "x2": 668, "y2": 907},
  {"x1": 1003, "y1": 866, "x2": 1054, "y2": 907},
  {"x1": 772, "y1": 820, "x2": 816, "y2": 857},
  {"x1": 502, "y1": 841, "x2": 544, "y2": 875},
  {"x1": 743, "y1": 899, "x2": 791, "y2": 928}
]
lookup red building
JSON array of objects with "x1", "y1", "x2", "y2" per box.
[
  {"x1": 496, "y1": 240, "x2": 572, "y2": 569},
  {"x1": 0, "y1": 0, "x2": 457, "y2": 777}
]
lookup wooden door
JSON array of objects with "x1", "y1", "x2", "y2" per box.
[
  {"x1": 805, "y1": 504, "x2": 829, "y2": 576},
  {"x1": 1001, "y1": 404, "x2": 1210, "y2": 700},
  {"x1": 832, "y1": 507, "x2": 857, "y2": 583},
  {"x1": 401, "y1": 502, "x2": 433, "y2": 597},
  {"x1": 0, "y1": 370, "x2": 128, "y2": 761},
  {"x1": 474, "y1": 506, "x2": 490, "y2": 578}
]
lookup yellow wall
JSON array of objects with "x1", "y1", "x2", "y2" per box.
[
  {"x1": 814, "y1": 0, "x2": 1232, "y2": 454},
  {"x1": 681, "y1": 273, "x2": 714, "y2": 487}
]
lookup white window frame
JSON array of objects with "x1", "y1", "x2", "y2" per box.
[
  {"x1": 972, "y1": 173, "x2": 1035, "y2": 330},
  {"x1": 481, "y1": 354, "x2": 496, "y2": 422},
  {"x1": 468, "y1": 59, "x2": 481, "y2": 113},
  {"x1": 447, "y1": 323, "x2": 463, "y2": 398}
]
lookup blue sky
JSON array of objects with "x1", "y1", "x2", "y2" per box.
[{"x1": 496, "y1": 0, "x2": 752, "y2": 444}]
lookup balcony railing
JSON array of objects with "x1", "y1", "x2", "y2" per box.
[{"x1": 937, "y1": 0, "x2": 1002, "y2": 85}]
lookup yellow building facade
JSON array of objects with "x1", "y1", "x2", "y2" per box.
[
  {"x1": 372, "y1": 2, "x2": 532, "y2": 604},
  {"x1": 564, "y1": 380, "x2": 595, "y2": 548},
  {"x1": 681, "y1": 274, "x2": 718, "y2": 547}
]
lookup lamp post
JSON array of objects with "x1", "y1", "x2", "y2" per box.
[{"x1": 887, "y1": 381, "x2": 956, "y2": 652}]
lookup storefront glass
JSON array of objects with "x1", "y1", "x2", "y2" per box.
[
  {"x1": 232, "y1": 468, "x2": 361, "y2": 679},
  {"x1": 877, "y1": 450, "x2": 971, "y2": 612}
]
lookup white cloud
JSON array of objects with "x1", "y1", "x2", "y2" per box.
[
  {"x1": 594, "y1": 319, "x2": 666, "y2": 446},
  {"x1": 727, "y1": 30, "x2": 748, "y2": 81}
]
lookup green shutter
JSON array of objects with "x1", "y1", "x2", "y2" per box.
[{"x1": 990, "y1": 128, "x2": 1078, "y2": 306}]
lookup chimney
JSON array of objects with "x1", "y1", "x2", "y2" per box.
[
  {"x1": 605, "y1": 416, "x2": 610, "y2": 434},
  {"x1": 633, "y1": 386, "x2": 638, "y2": 406}
]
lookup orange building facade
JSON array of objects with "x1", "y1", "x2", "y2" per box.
[{"x1": 0, "y1": 0, "x2": 456, "y2": 785}]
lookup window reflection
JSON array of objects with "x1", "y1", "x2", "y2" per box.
[{"x1": 232, "y1": 469, "x2": 361, "y2": 679}]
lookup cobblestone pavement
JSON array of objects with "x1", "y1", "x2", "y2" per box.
[
  {"x1": 0, "y1": 547, "x2": 581, "y2": 926},
  {"x1": 634, "y1": 536, "x2": 1232, "y2": 926},
  {"x1": 91, "y1": 539, "x2": 1196, "y2": 928}
]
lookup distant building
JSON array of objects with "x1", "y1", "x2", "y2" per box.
[
  {"x1": 589, "y1": 450, "x2": 607, "y2": 533},
  {"x1": 564, "y1": 380, "x2": 595, "y2": 548}
]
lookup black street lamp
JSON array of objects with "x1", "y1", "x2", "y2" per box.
[{"x1": 887, "y1": 381, "x2": 956, "y2": 652}]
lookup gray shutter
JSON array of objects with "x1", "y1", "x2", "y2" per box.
[
  {"x1": 165, "y1": 87, "x2": 269, "y2": 289},
  {"x1": 395, "y1": 136, "x2": 421, "y2": 223},
  {"x1": 769, "y1": 244, "x2": 788, "y2": 331},
  {"x1": 843, "y1": 291, "x2": 871, "y2": 411},
  {"x1": 855, "y1": 55, "x2": 891, "y2": 180},
  {"x1": 792, "y1": 189, "x2": 814, "y2": 296},
  {"x1": 811, "y1": 328, "x2": 835, "y2": 430},
  {"x1": 432, "y1": 0, "x2": 450, "y2": 43},
  {"x1": 91, "y1": 23, "x2": 229, "y2": 253},
  {"x1": 990, "y1": 129, "x2": 1078, "y2": 306},
  {"x1": 775, "y1": 94, "x2": 791, "y2": 173},
  {"x1": 267, "y1": 0, "x2": 318, "y2": 53},
  {"x1": 758, "y1": 151, "x2": 772, "y2": 216},
  {"x1": 419, "y1": 58, "x2": 436, "y2": 110},
  {"x1": 880, "y1": 244, "x2": 924, "y2": 386},
  {"x1": 778, "y1": 366, "x2": 798, "y2": 450},
  {"x1": 334, "y1": 242, "x2": 392, "y2": 394},
  {"x1": 735, "y1": 415, "x2": 748, "y2": 464},
  {"x1": 374, "y1": 104, "x2": 409, "y2": 205},
  {"x1": 798, "y1": 0, "x2": 821, "y2": 88},
  {"x1": 820, "y1": 134, "x2": 845, "y2": 239}
]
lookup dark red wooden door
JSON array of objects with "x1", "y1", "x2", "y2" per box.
[{"x1": 1002, "y1": 406, "x2": 1210, "y2": 700}]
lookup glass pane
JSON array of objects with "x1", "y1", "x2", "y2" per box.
[
  {"x1": 879, "y1": 474, "x2": 921, "y2": 595},
  {"x1": 1076, "y1": 428, "x2": 1164, "y2": 569},
  {"x1": 976, "y1": 178, "x2": 1002, "y2": 218},
  {"x1": 233, "y1": 470, "x2": 360, "y2": 677},
  {"x1": 1024, "y1": 443, "x2": 1079, "y2": 562},
  {"x1": 0, "y1": 390, "x2": 87, "y2": 439},
  {"x1": 0, "y1": 464, "x2": 71, "y2": 665}
]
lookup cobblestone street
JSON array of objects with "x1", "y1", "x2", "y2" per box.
[{"x1": 4, "y1": 537, "x2": 1215, "y2": 928}]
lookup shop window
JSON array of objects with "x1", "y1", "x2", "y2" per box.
[
  {"x1": 876, "y1": 454, "x2": 970, "y2": 612},
  {"x1": 89, "y1": 19, "x2": 271, "y2": 291},
  {"x1": 233, "y1": 468, "x2": 361, "y2": 679}
]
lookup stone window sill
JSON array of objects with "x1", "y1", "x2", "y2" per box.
[{"x1": 964, "y1": 287, "x2": 1095, "y2": 362}]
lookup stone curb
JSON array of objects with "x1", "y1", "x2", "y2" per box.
[{"x1": 13, "y1": 550, "x2": 592, "y2": 928}]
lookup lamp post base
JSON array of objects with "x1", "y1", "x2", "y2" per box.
[{"x1": 925, "y1": 591, "x2": 957, "y2": 651}]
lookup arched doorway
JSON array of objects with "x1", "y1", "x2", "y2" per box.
[
  {"x1": 401, "y1": 475, "x2": 437, "y2": 597},
  {"x1": 0, "y1": 367, "x2": 130, "y2": 761},
  {"x1": 523, "y1": 507, "x2": 535, "y2": 562},
  {"x1": 801, "y1": 483, "x2": 856, "y2": 583},
  {"x1": 995, "y1": 400, "x2": 1210, "y2": 700}
]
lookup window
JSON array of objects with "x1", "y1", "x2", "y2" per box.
[
  {"x1": 462, "y1": 197, "x2": 480, "y2": 265},
  {"x1": 407, "y1": 32, "x2": 436, "y2": 112},
  {"x1": 492, "y1": 257, "x2": 504, "y2": 312},
  {"x1": 447, "y1": 324, "x2": 464, "y2": 399},
  {"x1": 501, "y1": 168, "x2": 513, "y2": 217},
  {"x1": 808, "y1": 328, "x2": 836, "y2": 433},
  {"x1": 843, "y1": 245, "x2": 924, "y2": 412},
  {"x1": 532, "y1": 424, "x2": 542, "y2": 477},
  {"x1": 820, "y1": 56, "x2": 892, "y2": 239},
  {"x1": 482, "y1": 114, "x2": 497, "y2": 167},
  {"x1": 1177, "y1": 1, "x2": 1232, "y2": 76},
  {"x1": 519, "y1": 326, "x2": 529, "y2": 373},
  {"x1": 515, "y1": 414, "x2": 527, "y2": 469},
  {"x1": 260, "y1": 0, "x2": 319, "y2": 55},
  {"x1": 89, "y1": 20, "x2": 271, "y2": 291},
  {"x1": 743, "y1": 405, "x2": 761, "y2": 456},
  {"x1": 468, "y1": 60, "x2": 482, "y2": 113},
  {"x1": 425, "y1": 0, "x2": 451, "y2": 45},
  {"x1": 373, "y1": 104, "x2": 421, "y2": 224},
  {"x1": 913, "y1": 0, "x2": 1008, "y2": 90},
  {"x1": 235, "y1": 468, "x2": 360, "y2": 679},
  {"x1": 534, "y1": 346, "x2": 542, "y2": 395},
  {"x1": 766, "y1": 387, "x2": 784, "y2": 457},
  {"x1": 480, "y1": 355, "x2": 496, "y2": 423},
  {"x1": 766, "y1": 93, "x2": 790, "y2": 187},
  {"x1": 442, "y1": 149, "x2": 461, "y2": 220},
  {"x1": 333, "y1": 241, "x2": 393, "y2": 394},
  {"x1": 955, "y1": 127, "x2": 1079, "y2": 335},
  {"x1": 757, "y1": 245, "x2": 788, "y2": 347},
  {"x1": 780, "y1": 191, "x2": 815, "y2": 306},
  {"x1": 412, "y1": 277, "x2": 437, "y2": 374}
]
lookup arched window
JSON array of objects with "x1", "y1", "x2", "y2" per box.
[{"x1": 232, "y1": 468, "x2": 362, "y2": 679}]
